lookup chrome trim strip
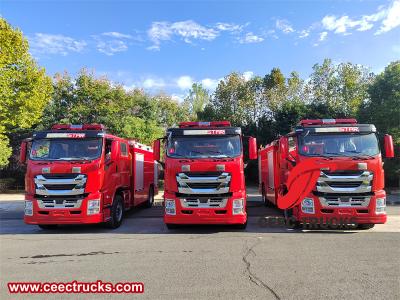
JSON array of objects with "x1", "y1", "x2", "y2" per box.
[
  {"x1": 316, "y1": 171, "x2": 373, "y2": 194},
  {"x1": 180, "y1": 198, "x2": 228, "y2": 208},
  {"x1": 34, "y1": 174, "x2": 87, "y2": 196},
  {"x1": 176, "y1": 172, "x2": 231, "y2": 195},
  {"x1": 319, "y1": 196, "x2": 371, "y2": 207},
  {"x1": 37, "y1": 199, "x2": 83, "y2": 209}
]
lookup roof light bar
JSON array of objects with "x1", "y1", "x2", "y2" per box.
[
  {"x1": 178, "y1": 121, "x2": 231, "y2": 128},
  {"x1": 51, "y1": 124, "x2": 105, "y2": 131},
  {"x1": 299, "y1": 119, "x2": 357, "y2": 126}
]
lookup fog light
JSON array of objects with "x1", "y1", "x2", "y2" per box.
[
  {"x1": 301, "y1": 198, "x2": 314, "y2": 214},
  {"x1": 87, "y1": 199, "x2": 100, "y2": 215},
  {"x1": 376, "y1": 197, "x2": 386, "y2": 214},
  {"x1": 165, "y1": 199, "x2": 176, "y2": 215},
  {"x1": 25, "y1": 201, "x2": 33, "y2": 216},
  {"x1": 233, "y1": 199, "x2": 244, "y2": 215}
]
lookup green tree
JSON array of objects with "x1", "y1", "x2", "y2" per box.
[
  {"x1": 183, "y1": 83, "x2": 210, "y2": 120},
  {"x1": 360, "y1": 61, "x2": 400, "y2": 186},
  {"x1": 0, "y1": 18, "x2": 53, "y2": 168}
]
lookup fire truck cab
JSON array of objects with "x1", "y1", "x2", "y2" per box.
[
  {"x1": 20, "y1": 124, "x2": 156, "y2": 229},
  {"x1": 153, "y1": 121, "x2": 257, "y2": 229},
  {"x1": 259, "y1": 118, "x2": 394, "y2": 229}
]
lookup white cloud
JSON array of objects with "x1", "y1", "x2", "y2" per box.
[
  {"x1": 276, "y1": 19, "x2": 294, "y2": 33},
  {"x1": 319, "y1": 31, "x2": 328, "y2": 41},
  {"x1": 238, "y1": 32, "x2": 264, "y2": 44},
  {"x1": 171, "y1": 94, "x2": 185, "y2": 102},
  {"x1": 29, "y1": 33, "x2": 86, "y2": 56},
  {"x1": 215, "y1": 22, "x2": 244, "y2": 33},
  {"x1": 96, "y1": 39, "x2": 129, "y2": 56},
  {"x1": 147, "y1": 20, "x2": 218, "y2": 50},
  {"x1": 298, "y1": 29, "x2": 310, "y2": 38},
  {"x1": 243, "y1": 71, "x2": 254, "y2": 81},
  {"x1": 142, "y1": 78, "x2": 166, "y2": 89},
  {"x1": 102, "y1": 32, "x2": 133, "y2": 39},
  {"x1": 376, "y1": 0, "x2": 400, "y2": 34},
  {"x1": 176, "y1": 76, "x2": 194, "y2": 90},
  {"x1": 201, "y1": 78, "x2": 220, "y2": 90},
  {"x1": 321, "y1": 0, "x2": 400, "y2": 35}
]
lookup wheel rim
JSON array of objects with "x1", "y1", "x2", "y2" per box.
[{"x1": 116, "y1": 201, "x2": 123, "y2": 222}]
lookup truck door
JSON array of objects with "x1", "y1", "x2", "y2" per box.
[{"x1": 103, "y1": 138, "x2": 120, "y2": 209}]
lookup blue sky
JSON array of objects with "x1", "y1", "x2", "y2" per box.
[{"x1": 1, "y1": 0, "x2": 400, "y2": 100}]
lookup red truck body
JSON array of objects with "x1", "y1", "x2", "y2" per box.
[
  {"x1": 21, "y1": 124, "x2": 156, "y2": 229},
  {"x1": 154, "y1": 121, "x2": 257, "y2": 229},
  {"x1": 259, "y1": 119, "x2": 394, "y2": 228}
]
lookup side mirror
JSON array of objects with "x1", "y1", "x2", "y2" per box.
[
  {"x1": 248, "y1": 137, "x2": 257, "y2": 160},
  {"x1": 384, "y1": 134, "x2": 394, "y2": 158},
  {"x1": 279, "y1": 137, "x2": 289, "y2": 161},
  {"x1": 153, "y1": 139, "x2": 161, "y2": 162},
  {"x1": 20, "y1": 141, "x2": 27, "y2": 164},
  {"x1": 110, "y1": 140, "x2": 119, "y2": 161}
]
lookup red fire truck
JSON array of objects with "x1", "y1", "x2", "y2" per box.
[
  {"x1": 153, "y1": 121, "x2": 257, "y2": 229},
  {"x1": 259, "y1": 119, "x2": 395, "y2": 229},
  {"x1": 20, "y1": 124, "x2": 157, "y2": 229}
]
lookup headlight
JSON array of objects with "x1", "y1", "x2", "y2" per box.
[
  {"x1": 376, "y1": 197, "x2": 386, "y2": 214},
  {"x1": 87, "y1": 199, "x2": 100, "y2": 215},
  {"x1": 24, "y1": 201, "x2": 33, "y2": 216},
  {"x1": 232, "y1": 199, "x2": 244, "y2": 215},
  {"x1": 165, "y1": 199, "x2": 176, "y2": 215},
  {"x1": 301, "y1": 198, "x2": 314, "y2": 214}
]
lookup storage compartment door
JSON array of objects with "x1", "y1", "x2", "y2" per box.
[{"x1": 135, "y1": 153, "x2": 144, "y2": 191}]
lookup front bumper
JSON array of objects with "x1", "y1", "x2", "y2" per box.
[
  {"x1": 163, "y1": 191, "x2": 247, "y2": 225},
  {"x1": 24, "y1": 193, "x2": 105, "y2": 225},
  {"x1": 294, "y1": 191, "x2": 387, "y2": 225}
]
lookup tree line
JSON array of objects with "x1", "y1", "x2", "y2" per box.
[{"x1": 0, "y1": 18, "x2": 399, "y2": 187}]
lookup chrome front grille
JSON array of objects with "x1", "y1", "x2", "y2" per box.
[
  {"x1": 37, "y1": 199, "x2": 83, "y2": 209},
  {"x1": 319, "y1": 194, "x2": 371, "y2": 207},
  {"x1": 34, "y1": 174, "x2": 87, "y2": 196},
  {"x1": 176, "y1": 172, "x2": 231, "y2": 194},
  {"x1": 316, "y1": 170, "x2": 373, "y2": 193},
  {"x1": 180, "y1": 196, "x2": 228, "y2": 208}
]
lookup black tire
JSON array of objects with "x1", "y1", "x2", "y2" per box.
[
  {"x1": 38, "y1": 224, "x2": 58, "y2": 230},
  {"x1": 145, "y1": 186, "x2": 154, "y2": 208},
  {"x1": 107, "y1": 194, "x2": 124, "y2": 229},
  {"x1": 262, "y1": 185, "x2": 272, "y2": 207},
  {"x1": 166, "y1": 223, "x2": 178, "y2": 230},
  {"x1": 358, "y1": 223, "x2": 375, "y2": 230},
  {"x1": 235, "y1": 220, "x2": 248, "y2": 230},
  {"x1": 284, "y1": 209, "x2": 301, "y2": 229}
]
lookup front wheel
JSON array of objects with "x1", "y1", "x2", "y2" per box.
[
  {"x1": 234, "y1": 220, "x2": 247, "y2": 230},
  {"x1": 38, "y1": 225, "x2": 58, "y2": 230},
  {"x1": 358, "y1": 223, "x2": 375, "y2": 230},
  {"x1": 107, "y1": 195, "x2": 124, "y2": 229},
  {"x1": 166, "y1": 223, "x2": 179, "y2": 230}
]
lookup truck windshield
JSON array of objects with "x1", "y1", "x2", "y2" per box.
[
  {"x1": 30, "y1": 138, "x2": 103, "y2": 161},
  {"x1": 167, "y1": 135, "x2": 241, "y2": 158},
  {"x1": 298, "y1": 133, "x2": 379, "y2": 157}
]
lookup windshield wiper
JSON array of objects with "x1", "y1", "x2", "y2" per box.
[{"x1": 344, "y1": 150, "x2": 375, "y2": 160}]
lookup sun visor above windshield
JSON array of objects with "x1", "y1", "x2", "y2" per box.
[
  {"x1": 295, "y1": 124, "x2": 376, "y2": 134},
  {"x1": 32, "y1": 130, "x2": 104, "y2": 139},
  {"x1": 168, "y1": 127, "x2": 241, "y2": 136}
]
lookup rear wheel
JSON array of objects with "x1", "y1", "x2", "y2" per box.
[
  {"x1": 358, "y1": 223, "x2": 375, "y2": 230},
  {"x1": 38, "y1": 225, "x2": 58, "y2": 230},
  {"x1": 262, "y1": 185, "x2": 272, "y2": 207},
  {"x1": 145, "y1": 186, "x2": 154, "y2": 208},
  {"x1": 107, "y1": 194, "x2": 124, "y2": 229}
]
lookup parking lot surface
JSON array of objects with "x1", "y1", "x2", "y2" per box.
[{"x1": 0, "y1": 189, "x2": 399, "y2": 299}]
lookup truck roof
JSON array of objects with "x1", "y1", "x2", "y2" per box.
[{"x1": 167, "y1": 126, "x2": 242, "y2": 136}]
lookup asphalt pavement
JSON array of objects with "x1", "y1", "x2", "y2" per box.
[{"x1": 0, "y1": 189, "x2": 399, "y2": 300}]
